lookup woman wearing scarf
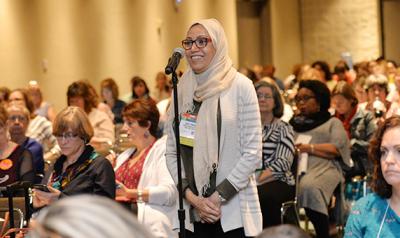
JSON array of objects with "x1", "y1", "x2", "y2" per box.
[
  {"x1": 32, "y1": 106, "x2": 115, "y2": 208},
  {"x1": 331, "y1": 81, "x2": 377, "y2": 177},
  {"x1": 289, "y1": 80, "x2": 352, "y2": 238},
  {"x1": 166, "y1": 19, "x2": 262, "y2": 237}
]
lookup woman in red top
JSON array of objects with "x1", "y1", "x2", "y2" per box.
[
  {"x1": 331, "y1": 81, "x2": 377, "y2": 177},
  {"x1": 107, "y1": 99, "x2": 176, "y2": 237}
]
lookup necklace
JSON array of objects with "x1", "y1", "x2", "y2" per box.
[{"x1": 377, "y1": 199, "x2": 390, "y2": 238}]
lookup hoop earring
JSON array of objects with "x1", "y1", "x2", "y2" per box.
[{"x1": 144, "y1": 130, "x2": 150, "y2": 139}]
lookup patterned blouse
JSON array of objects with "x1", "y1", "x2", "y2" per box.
[
  {"x1": 260, "y1": 119, "x2": 295, "y2": 185},
  {"x1": 345, "y1": 193, "x2": 400, "y2": 238}
]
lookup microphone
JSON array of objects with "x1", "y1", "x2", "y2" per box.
[
  {"x1": 373, "y1": 97, "x2": 386, "y2": 118},
  {"x1": 165, "y1": 47, "x2": 184, "y2": 75}
]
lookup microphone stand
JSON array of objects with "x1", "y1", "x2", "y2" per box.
[{"x1": 171, "y1": 71, "x2": 186, "y2": 238}]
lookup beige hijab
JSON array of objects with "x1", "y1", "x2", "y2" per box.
[{"x1": 171, "y1": 19, "x2": 237, "y2": 195}]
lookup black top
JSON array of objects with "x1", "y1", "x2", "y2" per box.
[
  {"x1": 52, "y1": 145, "x2": 116, "y2": 199},
  {"x1": 111, "y1": 99, "x2": 126, "y2": 124}
]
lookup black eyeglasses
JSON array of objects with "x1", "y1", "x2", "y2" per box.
[
  {"x1": 294, "y1": 95, "x2": 315, "y2": 104},
  {"x1": 181, "y1": 37, "x2": 212, "y2": 50}
]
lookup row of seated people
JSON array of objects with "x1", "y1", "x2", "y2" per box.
[{"x1": 0, "y1": 79, "x2": 395, "y2": 238}]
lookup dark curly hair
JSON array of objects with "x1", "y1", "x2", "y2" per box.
[
  {"x1": 122, "y1": 99, "x2": 159, "y2": 138},
  {"x1": 298, "y1": 79, "x2": 331, "y2": 112},
  {"x1": 369, "y1": 116, "x2": 400, "y2": 198},
  {"x1": 312, "y1": 60, "x2": 332, "y2": 81}
]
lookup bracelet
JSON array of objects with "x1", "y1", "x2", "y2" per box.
[
  {"x1": 137, "y1": 189, "x2": 143, "y2": 203},
  {"x1": 310, "y1": 144, "x2": 314, "y2": 154}
]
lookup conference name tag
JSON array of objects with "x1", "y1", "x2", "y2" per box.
[{"x1": 179, "y1": 113, "x2": 197, "y2": 147}]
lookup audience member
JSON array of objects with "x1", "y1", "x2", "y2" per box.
[
  {"x1": 9, "y1": 88, "x2": 61, "y2": 162},
  {"x1": 7, "y1": 105, "x2": 44, "y2": 182},
  {"x1": 360, "y1": 74, "x2": 400, "y2": 121},
  {"x1": 289, "y1": 80, "x2": 351, "y2": 238},
  {"x1": 32, "y1": 106, "x2": 115, "y2": 209},
  {"x1": 0, "y1": 105, "x2": 34, "y2": 188},
  {"x1": 352, "y1": 75, "x2": 368, "y2": 104},
  {"x1": 0, "y1": 86, "x2": 10, "y2": 107},
  {"x1": 311, "y1": 61, "x2": 336, "y2": 91},
  {"x1": 67, "y1": 81, "x2": 115, "y2": 154},
  {"x1": 261, "y1": 64, "x2": 285, "y2": 90},
  {"x1": 331, "y1": 81, "x2": 377, "y2": 177},
  {"x1": 108, "y1": 99, "x2": 177, "y2": 237},
  {"x1": 154, "y1": 72, "x2": 171, "y2": 102},
  {"x1": 100, "y1": 78, "x2": 126, "y2": 124},
  {"x1": 256, "y1": 224, "x2": 311, "y2": 238},
  {"x1": 29, "y1": 195, "x2": 155, "y2": 238},
  {"x1": 166, "y1": 18, "x2": 262, "y2": 237},
  {"x1": 27, "y1": 80, "x2": 57, "y2": 122},
  {"x1": 255, "y1": 79, "x2": 296, "y2": 227},
  {"x1": 344, "y1": 116, "x2": 400, "y2": 237},
  {"x1": 124, "y1": 76, "x2": 155, "y2": 103}
]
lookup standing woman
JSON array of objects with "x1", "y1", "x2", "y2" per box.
[
  {"x1": 255, "y1": 79, "x2": 296, "y2": 228},
  {"x1": 166, "y1": 19, "x2": 262, "y2": 237},
  {"x1": 344, "y1": 116, "x2": 400, "y2": 237},
  {"x1": 289, "y1": 80, "x2": 352, "y2": 238}
]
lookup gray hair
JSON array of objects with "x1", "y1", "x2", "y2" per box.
[
  {"x1": 256, "y1": 224, "x2": 310, "y2": 238},
  {"x1": 364, "y1": 74, "x2": 388, "y2": 92},
  {"x1": 28, "y1": 195, "x2": 154, "y2": 238}
]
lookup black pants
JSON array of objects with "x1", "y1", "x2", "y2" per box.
[
  {"x1": 257, "y1": 180, "x2": 295, "y2": 228},
  {"x1": 183, "y1": 221, "x2": 251, "y2": 238},
  {"x1": 305, "y1": 208, "x2": 329, "y2": 238}
]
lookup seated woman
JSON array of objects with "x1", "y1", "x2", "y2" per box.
[
  {"x1": 255, "y1": 79, "x2": 296, "y2": 227},
  {"x1": 100, "y1": 78, "x2": 126, "y2": 124},
  {"x1": 123, "y1": 76, "x2": 155, "y2": 103},
  {"x1": 32, "y1": 106, "x2": 115, "y2": 208},
  {"x1": 0, "y1": 105, "x2": 34, "y2": 188},
  {"x1": 108, "y1": 99, "x2": 177, "y2": 238},
  {"x1": 289, "y1": 80, "x2": 352, "y2": 238},
  {"x1": 27, "y1": 80, "x2": 57, "y2": 122},
  {"x1": 331, "y1": 81, "x2": 377, "y2": 177},
  {"x1": 345, "y1": 116, "x2": 400, "y2": 237},
  {"x1": 7, "y1": 105, "x2": 44, "y2": 182},
  {"x1": 9, "y1": 88, "x2": 61, "y2": 162},
  {"x1": 67, "y1": 81, "x2": 115, "y2": 154}
]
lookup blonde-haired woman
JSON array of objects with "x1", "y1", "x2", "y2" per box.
[{"x1": 33, "y1": 106, "x2": 115, "y2": 208}]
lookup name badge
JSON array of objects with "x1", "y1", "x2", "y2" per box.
[{"x1": 179, "y1": 113, "x2": 197, "y2": 147}]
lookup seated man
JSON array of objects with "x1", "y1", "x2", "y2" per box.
[{"x1": 7, "y1": 105, "x2": 44, "y2": 183}]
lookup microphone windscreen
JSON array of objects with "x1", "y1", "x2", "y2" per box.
[{"x1": 173, "y1": 47, "x2": 185, "y2": 58}]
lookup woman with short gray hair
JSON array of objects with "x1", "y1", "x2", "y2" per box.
[{"x1": 28, "y1": 195, "x2": 155, "y2": 238}]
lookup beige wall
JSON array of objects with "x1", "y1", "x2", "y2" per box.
[
  {"x1": 269, "y1": 0, "x2": 302, "y2": 79},
  {"x1": 301, "y1": 0, "x2": 381, "y2": 67},
  {"x1": 383, "y1": 0, "x2": 400, "y2": 63},
  {"x1": 0, "y1": 0, "x2": 238, "y2": 111}
]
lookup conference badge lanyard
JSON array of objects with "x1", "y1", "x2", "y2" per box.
[{"x1": 179, "y1": 112, "x2": 197, "y2": 147}]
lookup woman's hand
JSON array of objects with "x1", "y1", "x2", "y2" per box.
[
  {"x1": 185, "y1": 189, "x2": 221, "y2": 223},
  {"x1": 295, "y1": 143, "x2": 311, "y2": 154},
  {"x1": 32, "y1": 186, "x2": 61, "y2": 208},
  {"x1": 257, "y1": 169, "x2": 274, "y2": 183}
]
